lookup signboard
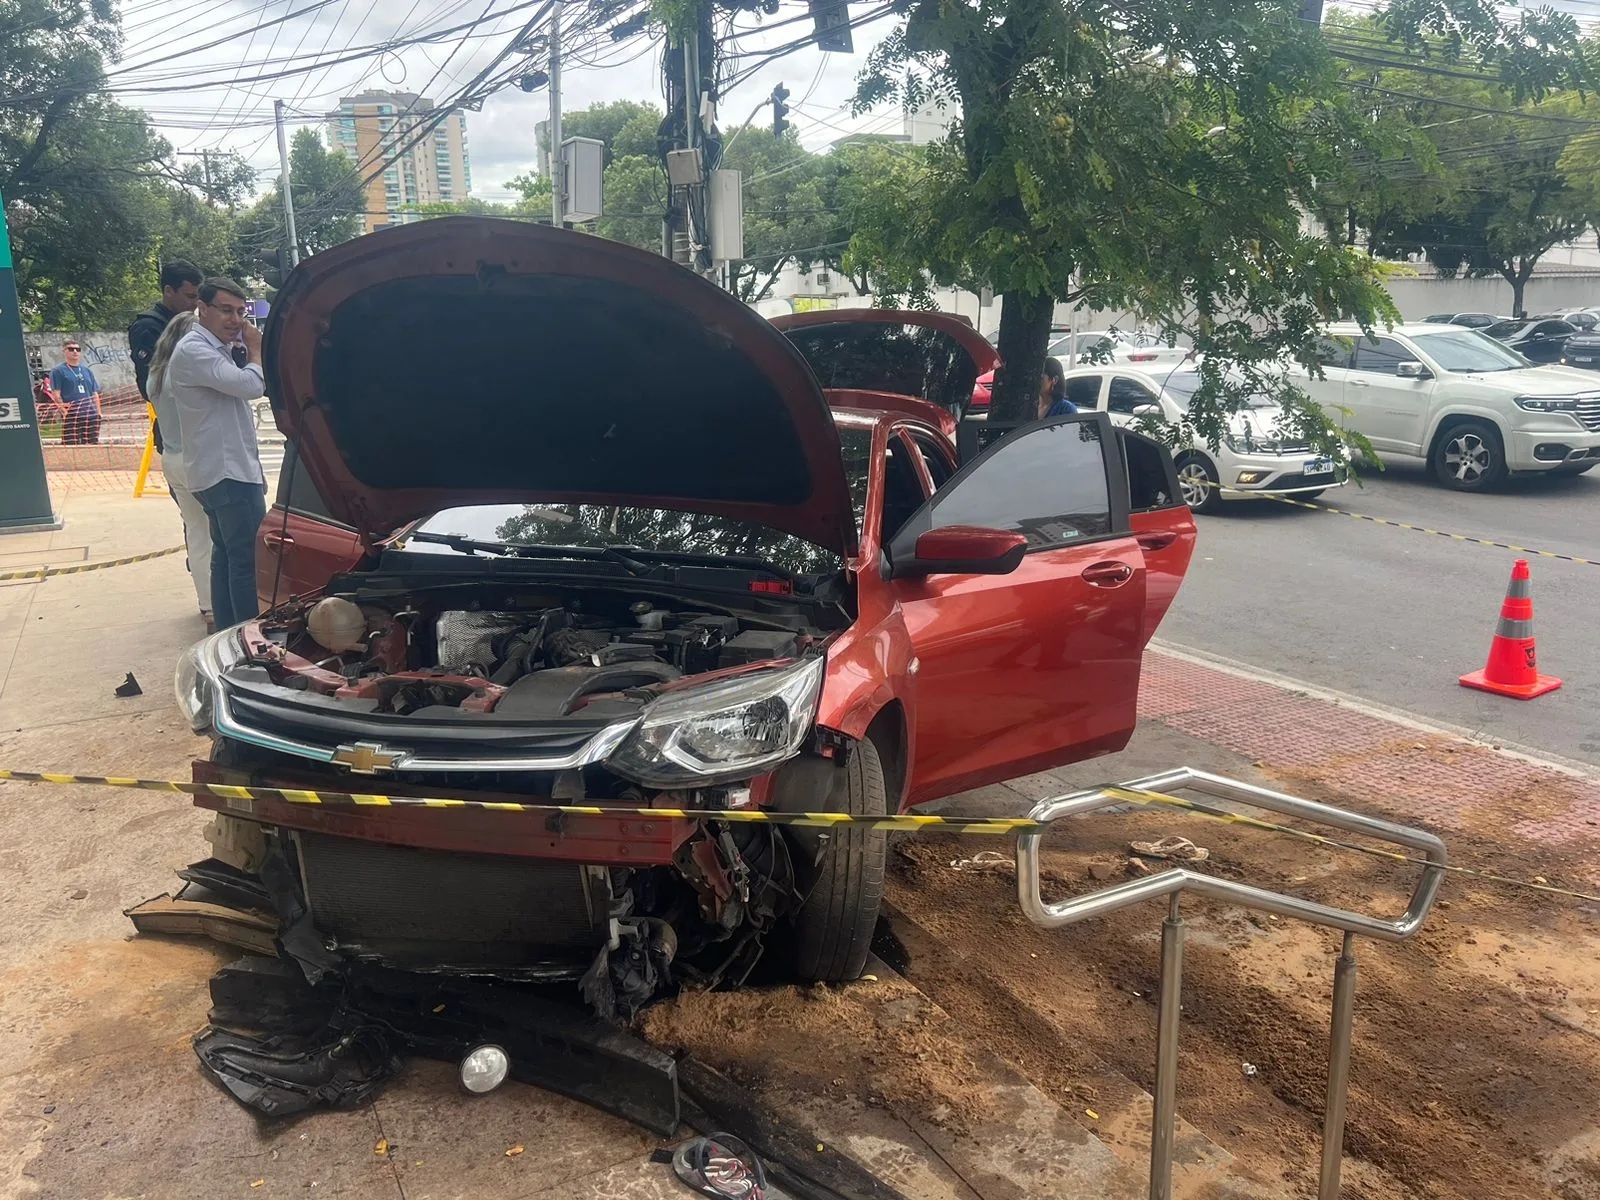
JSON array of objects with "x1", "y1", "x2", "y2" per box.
[
  {"x1": 247, "y1": 299, "x2": 271, "y2": 321},
  {"x1": 791, "y1": 296, "x2": 839, "y2": 314},
  {"x1": 0, "y1": 189, "x2": 57, "y2": 533}
]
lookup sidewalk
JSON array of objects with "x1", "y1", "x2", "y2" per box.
[{"x1": 1, "y1": 479, "x2": 1597, "y2": 1197}]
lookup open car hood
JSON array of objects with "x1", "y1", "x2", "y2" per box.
[
  {"x1": 772, "y1": 310, "x2": 998, "y2": 416},
  {"x1": 265, "y1": 219, "x2": 858, "y2": 556}
]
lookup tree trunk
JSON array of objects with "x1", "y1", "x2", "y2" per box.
[{"x1": 988, "y1": 290, "x2": 1055, "y2": 423}]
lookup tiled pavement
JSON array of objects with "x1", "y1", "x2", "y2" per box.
[{"x1": 1141, "y1": 649, "x2": 1600, "y2": 852}]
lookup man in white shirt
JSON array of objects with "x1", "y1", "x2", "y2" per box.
[{"x1": 169, "y1": 278, "x2": 267, "y2": 628}]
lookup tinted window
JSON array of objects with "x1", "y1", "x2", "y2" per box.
[
  {"x1": 923, "y1": 420, "x2": 1112, "y2": 546},
  {"x1": 908, "y1": 431, "x2": 955, "y2": 490},
  {"x1": 881, "y1": 437, "x2": 929, "y2": 543},
  {"x1": 1535, "y1": 320, "x2": 1576, "y2": 337},
  {"x1": 1120, "y1": 428, "x2": 1181, "y2": 512},
  {"x1": 1309, "y1": 336, "x2": 1353, "y2": 369},
  {"x1": 781, "y1": 321, "x2": 980, "y2": 415},
  {"x1": 276, "y1": 440, "x2": 342, "y2": 523},
  {"x1": 1065, "y1": 375, "x2": 1103, "y2": 408},
  {"x1": 1484, "y1": 320, "x2": 1524, "y2": 339},
  {"x1": 1352, "y1": 336, "x2": 1413, "y2": 375},
  {"x1": 1108, "y1": 376, "x2": 1159, "y2": 414}
]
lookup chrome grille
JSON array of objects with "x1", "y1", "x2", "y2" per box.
[{"x1": 1576, "y1": 393, "x2": 1600, "y2": 432}]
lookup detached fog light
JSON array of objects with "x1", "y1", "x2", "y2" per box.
[
  {"x1": 1235, "y1": 470, "x2": 1269, "y2": 485},
  {"x1": 459, "y1": 1044, "x2": 510, "y2": 1094}
]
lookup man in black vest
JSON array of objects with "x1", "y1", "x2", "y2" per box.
[{"x1": 128, "y1": 260, "x2": 203, "y2": 449}]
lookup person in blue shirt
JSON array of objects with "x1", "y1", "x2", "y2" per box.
[
  {"x1": 1039, "y1": 356, "x2": 1077, "y2": 418},
  {"x1": 49, "y1": 342, "x2": 102, "y2": 444}
]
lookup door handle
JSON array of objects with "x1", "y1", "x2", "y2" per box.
[
  {"x1": 1348, "y1": 379, "x2": 1369, "y2": 388},
  {"x1": 1135, "y1": 530, "x2": 1178, "y2": 551},
  {"x1": 263, "y1": 532, "x2": 295, "y2": 551},
  {"x1": 1082, "y1": 560, "x2": 1135, "y2": 588}
]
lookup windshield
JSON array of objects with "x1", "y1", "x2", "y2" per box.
[
  {"x1": 1483, "y1": 320, "x2": 1526, "y2": 340},
  {"x1": 1409, "y1": 330, "x2": 1529, "y2": 373},
  {"x1": 406, "y1": 426, "x2": 875, "y2": 577},
  {"x1": 1160, "y1": 371, "x2": 1277, "y2": 410}
]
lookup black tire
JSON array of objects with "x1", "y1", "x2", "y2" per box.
[
  {"x1": 772, "y1": 738, "x2": 888, "y2": 982},
  {"x1": 1174, "y1": 452, "x2": 1224, "y2": 513},
  {"x1": 1431, "y1": 420, "x2": 1507, "y2": 491}
]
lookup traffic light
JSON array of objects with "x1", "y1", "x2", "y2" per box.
[
  {"x1": 772, "y1": 84, "x2": 790, "y2": 138},
  {"x1": 262, "y1": 246, "x2": 287, "y2": 290}
]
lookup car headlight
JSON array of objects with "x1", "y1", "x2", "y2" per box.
[
  {"x1": 606, "y1": 656, "x2": 826, "y2": 788},
  {"x1": 175, "y1": 629, "x2": 244, "y2": 734},
  {"x1": 1514, "y1": 395, "x2": 1581, "y2": 412}
]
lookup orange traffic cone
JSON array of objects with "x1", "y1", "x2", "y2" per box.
[{"x1": 1459, "y1": 560, "x2": 1562, "y2": 700}]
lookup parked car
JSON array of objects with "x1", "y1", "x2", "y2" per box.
[
  {"x1": 970, "y1": 329, "x2": 1191, "y2": 409},
  {"x1": 1529, "y1": 310, "x2": 1600, "y2": 332},
  {"x1": 192, "y1": 220, "x2": 1194, "y2": 1024},
  {"x1": 1298, "y1": 323, "x2": 1600, "y2": 489},
  {"x1": 1063, "y1": 365, "x2": 1344, "y2": 512},
  {"x1": 1422, "y1": 313, "x2": 1502, "y2": 329},
  {"x1": 1560, "y1": 328, "x2": 1600, "y2": 370},
  {"x1": 1481, "y1": 317, "x2": 1578, "y2": 364}
]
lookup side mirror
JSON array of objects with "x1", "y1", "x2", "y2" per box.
[
  {"x1": 1396, "y1": 361, "x2": 1432, "y2": 380},
  {"x1": 890, "y1": 525, "x2": 1028, "y2": 580},
  {"x1": 1132, "y1": 403, "x2": 1163, "y2": 417}
]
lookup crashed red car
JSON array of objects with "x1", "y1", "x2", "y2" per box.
[{"x1": 176, "y1": 219, "x2": 1195, "y2": 1018}]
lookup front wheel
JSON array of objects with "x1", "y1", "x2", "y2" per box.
[
  {"x1": 1432, "y1": 421, "x2": 1507, "y2": 491},
  {"x1": 772, "y1": 738, "x2": 887, "y2": 982},
  {"x1": 1175, "y1": 453, "x2": 1224, "y2": 513}
]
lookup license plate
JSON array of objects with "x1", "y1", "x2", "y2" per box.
[
  {"x1": 1304, "y1": 458, "x2": 1333, "y2": 475},
  {"x1": 1572, "y1": 356, "x2": 1594, "y2": 363}
]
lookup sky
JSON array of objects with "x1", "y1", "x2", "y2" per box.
[{"x1": 111, "y1": 0, "x2": 909, "y2": 204}]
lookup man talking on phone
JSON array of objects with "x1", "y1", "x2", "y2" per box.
[{"x1": 168, "y1": 277, "x2": 267, "y2": 629}]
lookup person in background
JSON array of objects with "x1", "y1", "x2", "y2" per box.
[
  {"x1": 168, "y1": 278, "x2": 266, "y2": 629},
  {"x1": 128, "y1": 260, "x2": 204, "y2": 452},
  {"x1": 1039, "y1": 356, "x2": 1077, "y2": 418},
  {"x1": 146, "y1": 312, "x2": 215, "y2": 631},
  {"x1": 49, "y1": 342, "x2": 102, "y2": 444}
]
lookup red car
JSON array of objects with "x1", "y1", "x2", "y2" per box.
[{"x1": 179, "y1": 219, "x2": 1194, "y2": 1020}]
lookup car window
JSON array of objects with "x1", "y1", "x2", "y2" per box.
[
  {"x1": 1108, "y1": 376, "x2": 1159, "y2": 414},
  {"x1": 1484, "y1": 320, "x2": 1524, "y2": 339},
  {"x1": 275, "y1": 440, "x2": 345, "y2": 524},
  {"x1": 780, "y1": 321, "x2": 982, "y2": 416},
  {"x1": 907, "y1": 430, "x2": 955, "y2": 491},
  {"x1": 881, "y1": 437, "x2": 930, "y2": 544},
  {"x1": 1572, "y1": 313, "x2": 1598, "y2": 330},
  {"x1": 1309, "y1": 336, "x2": 1353, "y2": 369},
  {"x1": 1535, "y1": 320, "x2": 1576, "y2": 337},
  {"x1": 920, "y1": 420, "x2": 1114, "y2": 547},
  {"x1": 1352, "y1": 336, "x2": 1413, "y2": 376},
  {"x1": 1424, "y1": 315, "x2": 1452, "y2": 323},
  {"x1": 1119, "y1": 428, "x2": 1182, "y2": 512},
  {"x1": 1065, "y1": 375, "x2": 1103, "y2": 408},
  {"x1": 1409, "y1": 331, "x2": 1527, "y2": 373}
]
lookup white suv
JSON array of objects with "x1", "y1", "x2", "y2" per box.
[{"x1": 1298, "y1": 323, "x2": 1600, "y2": 490}]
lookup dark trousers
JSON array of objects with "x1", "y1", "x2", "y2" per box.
[
  {"x1": 62, "y1": 399, "x2": 101, "y2": 444},
  {"x1": 196, "y1": 478, "x2": 266, "y2": 628}
]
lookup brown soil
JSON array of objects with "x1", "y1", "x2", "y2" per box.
[
  {"x1": 883, "y1": 799, "x2": 1600, "y2": 1200},
  {"x1": 639, "y1": 973, "x2": 999, "y2": 1130}
]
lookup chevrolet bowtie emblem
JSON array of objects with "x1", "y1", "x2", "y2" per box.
[{"x1": 331, "y1": 742, "x2": 402, "y2": 774}]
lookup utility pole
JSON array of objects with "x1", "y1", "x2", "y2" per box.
[
  {"x1": 549, "y1": 0, "x2": 563, "y2": 229},
  {"x1": 274, "y1": 99, "x2": 301, "y2": 267}
]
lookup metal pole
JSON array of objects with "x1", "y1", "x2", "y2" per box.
[
  {"x1": 274, "y1": 99, "x2": 300, "y2": 266},
  {"x1": 549, "y1": 0, "x2": 563, "y2": 229},
  {"x1": 1150, "y1": 893, "x2": 1184, "y2": 1200},
  {"x1": 1319, "y1": 933, "x2": 1359, "y2": 1200}
]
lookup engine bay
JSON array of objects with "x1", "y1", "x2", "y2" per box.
[{"x1": 244, "y1": 588, "x2": 816, "y2": 723}]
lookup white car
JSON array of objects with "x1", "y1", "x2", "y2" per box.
[
  {"x1": 1300, "y1": 323, "x2": 1600, "y2": 490},
  {"x1": 1061, "y1": 366, "x2": 1344, "y2": 512},
  {"x1": 1048, "y1": 329, "x2": 1192, "y2": 369}
]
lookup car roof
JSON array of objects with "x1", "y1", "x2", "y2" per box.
[{"x1": 1326, "y1": 321, "x2": 1497, "y2": 337}]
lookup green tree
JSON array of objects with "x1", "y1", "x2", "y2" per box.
[
  {"x1": 719, "y1": 129, "x2": 842, "y2": 302},
  {"x1": 234, "y1": 129, "x2": 363, "y2": 283},
  {"x1": 845, "y1": 0, "x2": 1588, "y2": 451}
]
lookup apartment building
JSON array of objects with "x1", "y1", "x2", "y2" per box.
[{"x1": 326, "y1": 91, "x2": 473, "y2": 234}]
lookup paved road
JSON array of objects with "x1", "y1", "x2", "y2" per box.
[{"x1": 1160, "y1": 459, "x2": 1600, "y2": 768}]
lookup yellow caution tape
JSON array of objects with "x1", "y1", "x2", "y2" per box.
[
  {"x1": 0, "y1": 545, "x2": 187, "y2": 582},
  {"x1": 2, "y1": 768, "x2": 1596, "y2": 903}
]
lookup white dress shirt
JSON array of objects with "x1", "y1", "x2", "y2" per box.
[{"x1": 170, "y1": 324, "x2": 266, "y2": 494}]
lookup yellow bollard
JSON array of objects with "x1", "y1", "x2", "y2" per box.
[{"x1": 132, "y1": 403, "x2": 168, "y2": 498}]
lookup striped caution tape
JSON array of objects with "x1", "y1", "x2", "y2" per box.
[
  {"x1": 0, "y1": 545, "x2": 187, "y2": 583},
  {"x1": 3, "y1": 768, "x2": 1597, "y2": 904}
]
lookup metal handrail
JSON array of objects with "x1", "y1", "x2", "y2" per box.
[{"x1": 1013, "y1": 766, "x2": 1447, "y2": 1200}]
